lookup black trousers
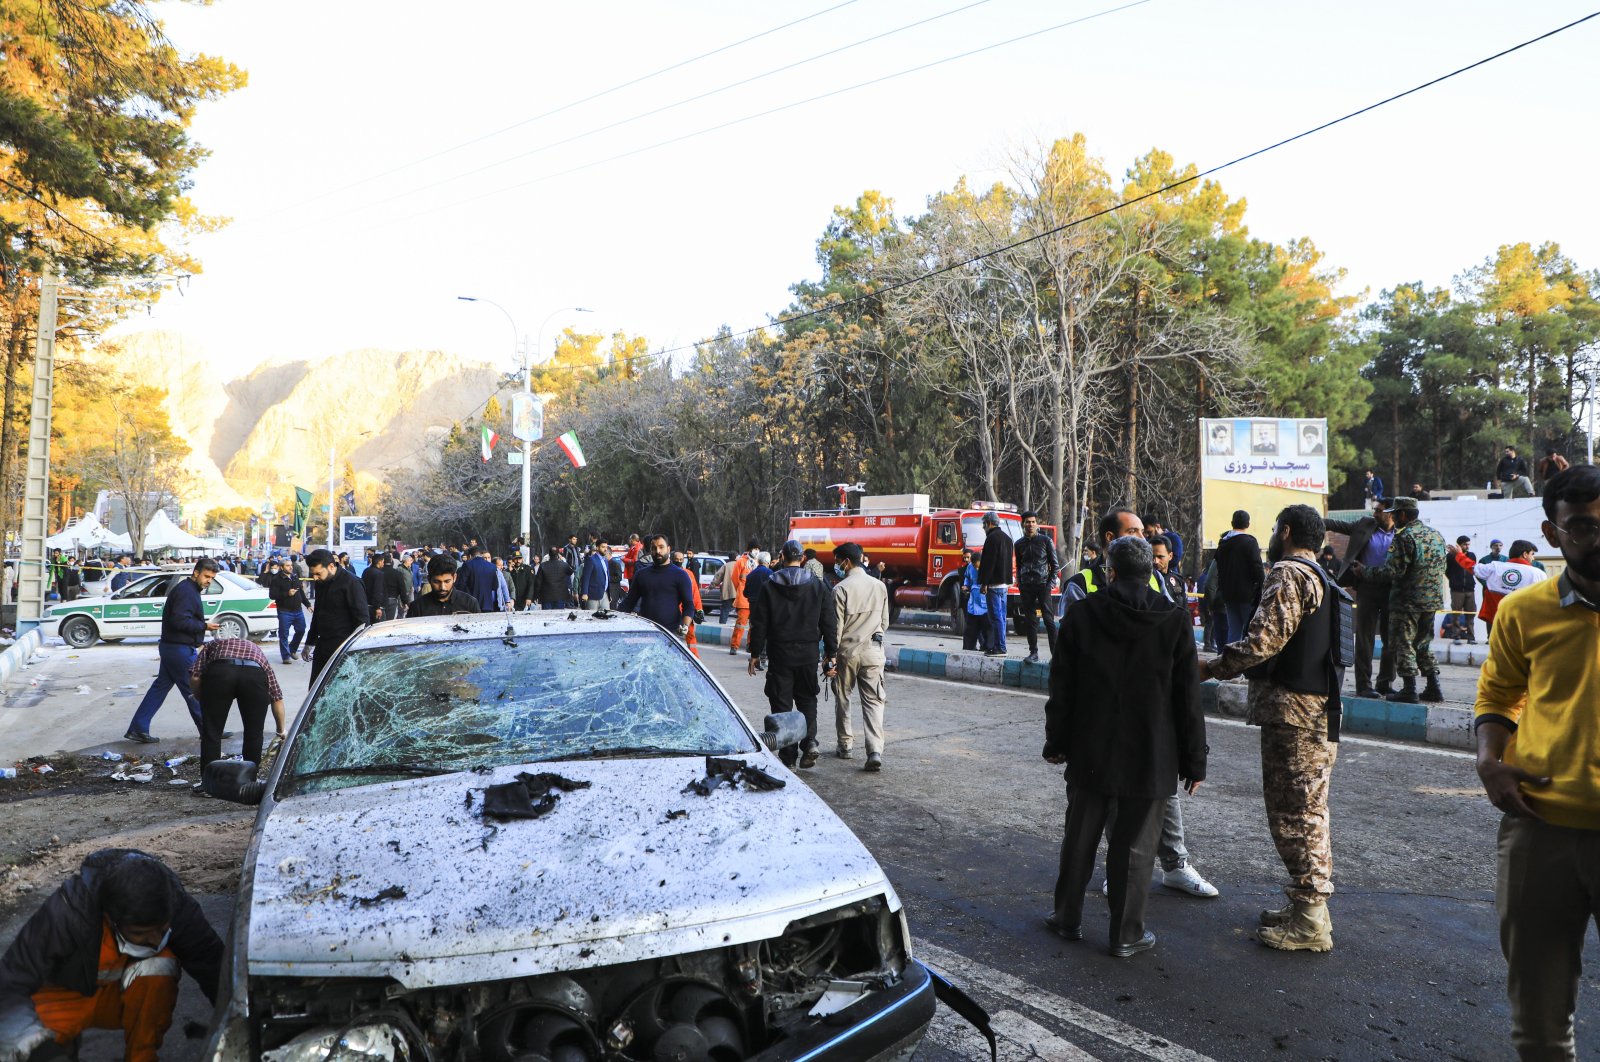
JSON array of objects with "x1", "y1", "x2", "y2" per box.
[
  {"x1": 200, "y1": 662, "x2": 269, "y2": 770},
  {"x1": 308, "y1": 636, "x2": 348, "y2": 683},
  {"x1": 1354, "y1": 584, "x2": 1395, "y2": 691},
  {"x1": 765, "y1": 658, "x2": 821, "y2": 765},
  {"x1": 1052, "y1": 788, "x2": 1164, "y2": 947},
  {"x1": 1017, "y1": 583, "x2": 1057, "y2": 655}
]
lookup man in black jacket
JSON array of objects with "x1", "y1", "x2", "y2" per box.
[
  {"x1": 749, "y1": 540, "x2": 839, "y2": 770},
  {"x1": 269, "y1": 564, "x2": 307, "y2": 664},
  {"x1": 1015, "y1": 511, "x2": 1059, "y2": 664},
  {"x1": 124, "y1": 558, "x2": 220, "y2": 744},
  {"x1": 0, "y1": 850, "x2": 223, "y2": 1062},
  {"x1": 1326, "y1": 500, "x2": 1396, "y2": 696},
  {"x1": 976, "y1": 514, "x2": 1015, "y2": 657},
  {"x1": 302, "y1": 548, "x2": 368, "y2": 682},
  {"x1": 535, "y1": 548, "x2": 573, "y2": 610},
  {"x1": 509, "y1": 554, "x2": 535, "y2": 612},
  {"x1": 1043, "y1": 535, "x2": 1206, "y2": 959},
  {"x1": 1214, "y1": 510, "x2": 1264, "y2": 644},
  {"x1": 408, "y1": 555, "x2": 483, "y2": 617}
]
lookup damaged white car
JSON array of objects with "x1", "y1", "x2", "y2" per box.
[{"x1": 203, "y1": 612, "x2": 992, "y2": 1062}]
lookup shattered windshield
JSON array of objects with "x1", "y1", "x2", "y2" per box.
[{"x1": 281, "y1": 632, "x2": 756, "y2": 795}]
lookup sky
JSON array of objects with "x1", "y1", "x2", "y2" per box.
[{"x1": 117, "y1": 0, "x2": 1600, "y2": 380}]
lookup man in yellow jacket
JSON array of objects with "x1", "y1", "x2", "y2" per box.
[{"x1": 1474, "y1": 464, "x2": 1600, "y2": 1060}]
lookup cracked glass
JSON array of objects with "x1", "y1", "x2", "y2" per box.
[{"x1": 281, "y1": 631, "x2": 756, "y2": 794}]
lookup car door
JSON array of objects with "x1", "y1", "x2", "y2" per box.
[
  {"x1": 110, "y1": 575, "x2": 173, "y2": 637},
  {"x1": 697, "y1": 557, "x2": 724, "y2": 603}
]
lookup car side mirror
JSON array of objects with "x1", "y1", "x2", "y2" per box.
[
  {"x1": 203, "y1": 760, "x2": 266, "y2": 805},
  {"x1": 761, "y1": 711, "x2": 806, "y2": 753}
]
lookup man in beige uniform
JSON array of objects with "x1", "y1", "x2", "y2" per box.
[{"x1": 831, "y1": 542, "x2": 890, "y2": 772}]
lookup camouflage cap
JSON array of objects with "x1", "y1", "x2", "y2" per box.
[{"x1": 1384, "y1": 496, "x2": 1420, "y2": 514}]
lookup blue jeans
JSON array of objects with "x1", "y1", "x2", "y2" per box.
[
  {"x1": 985, "y1": 588, "x2": 1009, "y2": 653},
  {"x1": 129, "y1": 642, "x2": 203, "y2": 736},
  {"x1": 278, "y1": 610, "x2": 306, "y2": 660},
  {"x1": 1224, "y1": 602, "x2": 1255, "y2": 645}
]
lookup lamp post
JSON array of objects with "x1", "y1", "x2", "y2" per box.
[
  {"x1": 294, "y1": 428, "x2": 369, "y2": 549},
  {"x1": 460, "y1": 297, "x2": 592, "y2": 558}
]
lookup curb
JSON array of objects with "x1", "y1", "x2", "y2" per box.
[
  {"x1": 0, "y1": 628, "x2": 43, "y2": 686},
  {"x1": 695, "y1": 620, "x2": 1472, "y2": 751}
]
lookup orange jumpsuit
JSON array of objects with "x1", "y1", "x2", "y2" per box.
[
  {"x1": 684, "y1": 572, "x2": 704, "y2": 658},
  {"x1": 729, "y1": 554, "x2": 753, "y2": 651},
  {"x1": 30, "y1": 922, "x2": 180, "y2": 1062}
]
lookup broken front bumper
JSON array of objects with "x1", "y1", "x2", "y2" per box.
[{"x1": 750, "y1": 959, "x2": 936, "y2": 1061}]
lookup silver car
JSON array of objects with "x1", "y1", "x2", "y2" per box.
[{"x1": 204, "y1": 612, "x2": 991, "y2": 1062}]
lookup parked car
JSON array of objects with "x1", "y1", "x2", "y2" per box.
[
  {"x1": 686, "y1": 553, "x2": 730, "y2": 607},
  {"x1": 202, "y1": 612, "x2": 991, "y2": 1062},
  {"x1": 44, "y1": 570, "x2": 276, "y2": 648}
]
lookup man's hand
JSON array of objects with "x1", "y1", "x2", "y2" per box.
[
  {"x1": 1183, "y1": 778, "x2": 1203, "y2": 796},
  {"x1": 579, "y1": 596, "x2": 588, "y2": 605},
  {"x1": 0, "y1": 1014, "x2": 53, "y2": 1062},
  {"x1": 1477, "y1": 756, "x2": 1550, "y2": 819},
  {"x1": 205, "y1": 621, "x2": 221, "y2": 631},
  {"x1": 1042, "y1": 744, "x2": 1066, "y2": 765},
  {"x1": 746, "y1": 657, "x2": 758, "y2": 677},
  {"x1": 301, "y1": 647, "x2": 313, "y2": 662},
  {"x1": 1446, "y1": 543, "x2": 1460, "y2": 556},
  {"x1": 824, "y1": 658, "x2": 838, "y2": 678}
]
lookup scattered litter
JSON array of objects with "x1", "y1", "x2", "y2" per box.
[
  {"x1": 110, "y1": 764, "x2": 155, "y2": 784},
  {"x1": 74, "y1": 685, "x2": 91, "y2": 695},
  {"x1": 684, "y1": 756, "x2": 786, "y2": 797},
  {"x1": 0, "y1": 768, "x2": 17, "y2": 780},
  {"x1": 27, "y1": 679, "x2": 38, "y2": 687},
  {"x1": 30, "y1": 764, "x2": 54, "y2": 775},
  {"x1": 120, "y1": 684, "x2": 139, "y2": 689},
  {"x1": 99, "y1": 751, "x2": 124, "y2": 762},
  {"x1": 167, "y1": 778, "x2": 189, "y2": 786},
  {"x1": 480, "y1": 772, "x2": 592, "y2": 821},
  {"x1": 661, "y1": 809, "x2": 689, "y2": 822},
  {"x1": 352, "y1": 884, "x2": 407, "y2": 907},
  {"x1": 163, "y1": 756, "x2": 190, "y2": 770}
]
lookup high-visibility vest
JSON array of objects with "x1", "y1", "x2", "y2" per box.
[{"x1": 1079, "y1": 566, "x2": 1162, "y2": 595}]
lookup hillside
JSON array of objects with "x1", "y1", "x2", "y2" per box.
[{"x1": 99, "y1": 332, "x2": 505, "y2": 516}]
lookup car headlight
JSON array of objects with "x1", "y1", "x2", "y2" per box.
[{"x1": 261, "y1": 1023, "x2": 409, "y2": 1062}]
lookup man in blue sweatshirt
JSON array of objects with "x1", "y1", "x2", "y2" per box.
[
  {"x1": 125, "y1": 558, "x2": 221, "y2": 743},
  {"x1": 619, "y1": 534, "x2": 699, "y2": 634}
]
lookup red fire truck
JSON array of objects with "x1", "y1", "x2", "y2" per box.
[{"x1": 788, "y1": 495, "x2": 1056, "y2": 634}]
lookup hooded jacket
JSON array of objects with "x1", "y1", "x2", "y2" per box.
[
  {"x1": 749, "y1": 565, "x2": 839, "y2": 665},
  {"x1": 1043, "y1": 579, "x2": 1206, "y2": 798},
  {"x1": 0, "y1": 850, "x2": 222, "y2": 1034}
]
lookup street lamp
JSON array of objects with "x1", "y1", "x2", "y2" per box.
[
  {"x1": 293, "y1": 427, "x2": 371, "y2": 550},
  {"x1": 459, "y1": 296, "x2": 593, "y2": 558}
]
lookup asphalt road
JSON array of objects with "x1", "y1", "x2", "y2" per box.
[{"x1": 4, "y1": 636, "x2": 1596, "y2": 1060}]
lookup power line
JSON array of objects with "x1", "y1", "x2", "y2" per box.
[
  {"x1": 622, "y1": 8, "x2": 1600, "y2": 364},
  {"x1": 310, "y1": 0, "x2": 1152, "y2": 240},
  {"x1": 263, "y1": 0, "x2": 869, "y2": 219},
  {"x1": 297, "y1": 0, "x2": 996, "y2": 226}
]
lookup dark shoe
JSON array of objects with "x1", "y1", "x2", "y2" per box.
[
  {"x1": 123, "y1": 729, "x2": 159, "y2": 744},
  {"x1": 222, "y1": 731, "x2": 234, "y2": 739},
  {"x1": 1387, "y1": 677, "x2": 1419, "y2": 704},
  {"x1": 983, "y1": 650, "x2": 1005, "y2": 657},
  {"x1": 798, "y1": 748, "x2": 819, "y2": 769},
  {"x1": 1374, "y1": 683, "x2": 1396, "y2": 698},
  {"x1": 1110, "y1": 930, "x2": 1157, "y2": 958},
  {"x1": 1044, "y1": 914, "x2": 1082, "y2": 941},
  {"x1": 1354, "y1": 686, "x2": 1377, "y2": 699},
  {"x1": 1420, "y1": 672, "x2": 1445, "y2": 703},
  {"x1": 864, "y1": 752, "x2": 882, "y2": 772}
]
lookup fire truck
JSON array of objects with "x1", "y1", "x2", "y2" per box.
[{"x1": 788, "y1": 495, "x2": 1056, "y2": 634}]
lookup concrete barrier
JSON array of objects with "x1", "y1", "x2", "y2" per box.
[
  {"x1": 696, "y1": 619, "x2": 1473, "y2": 750},
  {"x1": 0, "y1": 627, "x2": 43, "y2": 686}
]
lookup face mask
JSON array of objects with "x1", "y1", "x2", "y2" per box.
[
  {"x1": 115, "y1": 928, "x2": 170, "y2": 959},
  {"x1": 833, "y1": 564, "x2": 846, "y2": 579}
]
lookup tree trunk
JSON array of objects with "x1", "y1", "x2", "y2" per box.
[
  {"x1": 1124, "y1": 358, "x2": 1140, "y2": 507},
  {"x1": 0, "y1": 324, "x2": 25, "y2": 549},
  {"x1": 1391, "y1": 403, "x2": 1401, "y2": 492}
]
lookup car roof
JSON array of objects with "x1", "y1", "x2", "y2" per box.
[{"x1": 341, "y1": 610, "x2": 662, "y2": 652}]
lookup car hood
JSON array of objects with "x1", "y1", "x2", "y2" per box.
[{"x1": 246, "y1": 757, "x2": 895, "y2": 987}]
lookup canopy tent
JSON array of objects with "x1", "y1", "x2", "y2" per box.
[
  {"x1": 138, "y1": 509, "x2": 213, "y2": 551},
  {"x1": 45, "y1": 512, "x2": 132, "y2": 552}
]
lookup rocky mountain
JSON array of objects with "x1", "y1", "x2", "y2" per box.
[{"x1": 97, "y1": 331, "x2": 506, "y2": 515}]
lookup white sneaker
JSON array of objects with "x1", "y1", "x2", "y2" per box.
[{"x1": 1161, "y1": 864, "x2": 1219, "y2": 898}]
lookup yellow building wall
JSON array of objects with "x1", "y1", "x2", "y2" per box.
[{"x1": 1201, "y1": 481, "x2": 1327, "y2": 550}]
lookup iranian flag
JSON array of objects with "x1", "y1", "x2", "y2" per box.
[
  {"x1": 557, "y1": 430, "x2": 588, "y2": 469},
  {"x1": 481, "y1": 425, "x2": 498, "y2": 462}
]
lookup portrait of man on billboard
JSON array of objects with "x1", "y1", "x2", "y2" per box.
[
  {"x1": 1298, "y1": 421, "x2": 1326, "y2": 456},
  {"x1": 1207, "y1": 421, "x2": 1234, "y2": 455},
  {"x1": 1250, "y1": 420, "x2": 1279, "y2": 456}
]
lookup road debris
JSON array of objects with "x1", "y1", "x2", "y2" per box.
[
  {"x1": 683, "y1": 756, "x2": 786, "y2": 797},
  {"x1": 480, "y1": 771, "x2": 592, "y2": 821}
]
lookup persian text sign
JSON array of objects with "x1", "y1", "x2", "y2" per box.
[{"x1": 1201, "y1": 418, "x2": 1328, "y2": 495}]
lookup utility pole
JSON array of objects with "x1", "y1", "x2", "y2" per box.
[
  {"x1": 1589, "y1": 362, "x2": 1596, "y2": 467},
  {"x1": 328, "y1": 445, "x2": 336, "y2": 551},
  {"x1": 17, "y1": 265, "x2": 58, "y2": 629},
  {"x1": 519, "y1": 333, "x2": 532, "y2": 559}
]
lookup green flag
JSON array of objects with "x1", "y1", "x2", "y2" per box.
[{"x1": 292, "y1": 486, "x2": 313, "y2": 542}]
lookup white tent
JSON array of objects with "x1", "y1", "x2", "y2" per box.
[
  {"x1": 138, "y1": 509, "x2": 213, "y2": 550},
  {"x1": 45, "y1": 512, "x2": 130, "y2": 551}
]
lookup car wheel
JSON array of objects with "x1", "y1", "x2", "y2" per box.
[
  {"x1": 60, "y1": 615, "x2": 98, "y2": 649},
  {"x1": 216, "y1": 615, "x2": 248, "y2": 641}
]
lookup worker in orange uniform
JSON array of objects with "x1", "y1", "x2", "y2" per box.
[
  {"x1": 728, "y1": 539, "x2": 758, "y2": 655},
  {"x1": 673, "y1": 551, "x2": 705, "y2": 657},
  {"x1": 0, "y1": 850, "x2": 223, "y2": 1062}
]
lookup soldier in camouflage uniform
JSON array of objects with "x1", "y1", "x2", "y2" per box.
[
  {"x1": 1202, "y1": 504, "x2": 1337, "y2": 953},
  {"x1": 1358, "y1": 497, "x2": 1447, "y2": 704}
]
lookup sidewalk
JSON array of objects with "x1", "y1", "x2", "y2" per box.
[{"x1": 695, "y1": 618, "x2": 1479, "y2": 751}]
